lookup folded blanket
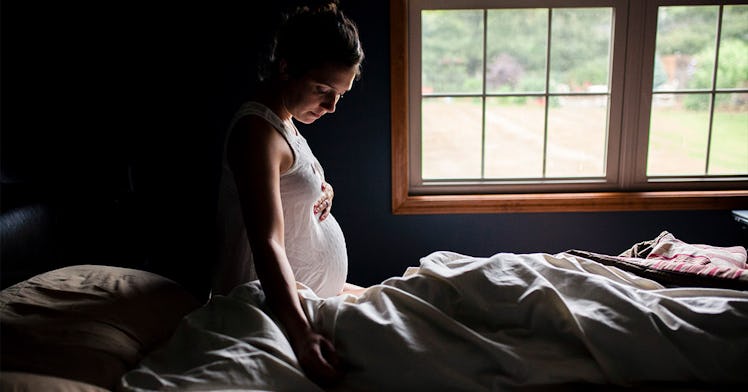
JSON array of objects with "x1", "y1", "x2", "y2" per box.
[
  {"x1": 617, "y1": 231, "x2": 748, "y2": 281},
  {"x1": 647, "y1": 231, "x2": 746, "y2": 275}
]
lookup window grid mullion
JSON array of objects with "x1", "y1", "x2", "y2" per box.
[
  {"x1": 481, "y1": 9, "x2": 488, "y2": 179},
  {"x1": 704, "y1": 5, "x2": 724, "y2": 176},
  {"x1": 542, "y1": 8, "x2": 553, "y2": 178},
  {"x1": 423, "y1": 91, "x2": 613, "y2": 98}
]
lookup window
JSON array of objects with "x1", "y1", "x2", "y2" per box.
[{"x1": 391, "y1": 0, "x2": 748, "y2": 213}]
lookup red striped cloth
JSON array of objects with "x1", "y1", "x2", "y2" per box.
[{"x1": 646, "y1": 232, "x2": 747, "y2": 280}]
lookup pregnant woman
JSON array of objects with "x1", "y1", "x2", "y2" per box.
[{"x1": 212, "y1": 1, "x2": 364, "y2": 387}]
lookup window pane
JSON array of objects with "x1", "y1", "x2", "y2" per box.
[
  {"x1": 546, "y1": 96, "x2": 608, "y2": 177},
  {"x1": 716, "y1": 5, "x2": 748, "y2": 89},
  {"x1": 486, "y1": 9, "x2": 547, "y2": 94},
  {"x1": 647, "y1": 94, "x2": 711, "y2": 176},
  {"x1": 708, "y1": 93, "x2": 748, "y2": 175},
  {"x1": 653, "y1": 6, "x2": 718, "y2": 91},
  {"x1": 484, "y1": 97, "x2": 545, "y2": 178},
  {"x1": 422, "y1": 97, "x2": 482, "y2": 179},
  {"x1": 422, "y1": 10, "x2": 484, "y2": 94},
  {"x1": 549, "y1": 8, "x2": 612, "y2": 94}
]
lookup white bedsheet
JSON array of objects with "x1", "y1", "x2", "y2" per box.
[{"x1": 120, "y1": 251, "x2": 748, "y2": 391}]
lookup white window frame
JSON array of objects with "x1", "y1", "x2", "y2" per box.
[
  {"x1": 391, "y1": 0, "x2": 748, "y2": 214},
  {"x1": 632, "y1": 0, "x2": 748, "y2": 190}
]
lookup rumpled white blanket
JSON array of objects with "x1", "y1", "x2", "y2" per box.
[{"x1": 120, "y1": 251, "x2": 748, "y2": 391}]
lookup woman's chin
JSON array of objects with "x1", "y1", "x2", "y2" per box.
[{"x1": 297, "y1": 113, "x2": 322, "y2": 124}]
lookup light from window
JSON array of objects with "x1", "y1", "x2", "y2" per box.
[
  {"x1": 421, "y1": 7, "x2": 614, "y2": 181},
  {"x1": 392, "y1": 0, "x2": 748, "y2": 213},
  {"x1": 648, "y1": 5, "x2": 748, "y2": 177}
]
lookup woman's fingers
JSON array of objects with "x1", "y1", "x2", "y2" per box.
[
  {"x1": 314, "y1": 198, "x2": 331, "y2": 213},
  {"x1": 317, "y1": 199, "x2": 331, "y2": 221},
  {"x1": 314, "y1": 182, "x2": 334, "y2": 220},
  {"x1": 322, "y1": 182, "x2": 334, "y2": 199},
  {"x1": 297, "y1": 334, "x2": 344, "y2": 387},
  {"x1": 319, "y1": 204, "x2": 331, "y2": 221}
]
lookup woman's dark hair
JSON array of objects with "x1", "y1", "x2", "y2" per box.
[{"x1": 260, "y1": 1, "x2": 364, "y2": 81}]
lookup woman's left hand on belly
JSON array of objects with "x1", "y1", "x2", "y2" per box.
[{"x1": 313, "y1": 181, "x2": 334, "y2": 221}]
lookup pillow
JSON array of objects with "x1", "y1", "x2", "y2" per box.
[
  {"x1": 0, "y1": 265, "x2": 201, "y2": 389},
  {"x1": 0, "y1": 371, "x2": 108, "y2": 392}
]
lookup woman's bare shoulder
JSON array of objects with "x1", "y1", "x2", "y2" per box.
[{"x1": 227, "y1": 114, "x2": 293, "y2": 173}]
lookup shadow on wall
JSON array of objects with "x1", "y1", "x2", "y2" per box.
[{"x1": 0, "y1": 2, "x2": 307, "y2": 298}]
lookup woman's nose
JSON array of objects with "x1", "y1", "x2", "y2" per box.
[{"x1": 322, "y1": 93, "x2": 338, "y2": 113}]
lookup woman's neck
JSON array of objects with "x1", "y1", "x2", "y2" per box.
[{"x1": 253, "y1": 80, "x2": 293, "y2": 122}]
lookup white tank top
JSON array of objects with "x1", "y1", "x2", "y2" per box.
[{"x1": 215, "y1": 101, "x2": 348, "y2": 298}]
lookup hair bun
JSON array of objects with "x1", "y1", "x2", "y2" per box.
[
  {"x1": 315, "y1": 0, "x2": 339, "y2": 13},
  {"x1": 297, "y1": 0, "x2": 339, "y2": 15},
  {"x1": 261, "y1": 0, "x2": 362, "y2": 82}
]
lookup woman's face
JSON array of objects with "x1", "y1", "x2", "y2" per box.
[{"x1": 282, "y1": 62, "x2": 359, "y2": 124}]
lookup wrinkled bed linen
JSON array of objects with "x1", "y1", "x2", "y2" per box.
[{"x1": 120, "y1": 251, "x2": 748, "y2": 391}]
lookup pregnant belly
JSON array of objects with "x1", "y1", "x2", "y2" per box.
[{"x1": 286, "y1": 215, "x2": 348, "y2": 297}]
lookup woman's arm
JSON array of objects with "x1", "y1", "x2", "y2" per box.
[{"x1": 227, "y1": 116, "x2": 342, "y2": 386}]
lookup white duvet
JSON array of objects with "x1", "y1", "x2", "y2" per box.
[{"x1": 120, "y1": 251, "x2": 748, "y2": 391}]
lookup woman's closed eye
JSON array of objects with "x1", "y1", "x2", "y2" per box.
[{"x1": 315, "y1": 85, "x2": 343, "y2": 100}]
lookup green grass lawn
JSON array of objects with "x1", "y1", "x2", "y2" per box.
[
  {"x1": 649, "y1": 108, "x2": 748, "y2": 175},
  {"x1": 422, "y1": 100, "x2": 747, "y2": 179}
]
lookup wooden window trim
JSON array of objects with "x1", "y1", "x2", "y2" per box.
[{"x1": 390, "y1": 0, "x2": 748, "y2": 214}]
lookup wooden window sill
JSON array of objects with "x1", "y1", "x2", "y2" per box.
[{"x1": 392, "y1": 190, "x2": 748, "y2": 214}]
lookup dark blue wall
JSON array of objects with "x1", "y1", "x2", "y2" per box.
[{"x1": 2, "y1": 1, "x2": 745, "y2": 292}]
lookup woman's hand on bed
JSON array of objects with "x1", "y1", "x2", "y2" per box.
[
  {"x1": 314, "y1": 182, "x2": 334, "y2": 221},
  {"x1": 293, "y1": 330, "x2": 344, "y2": 386}
]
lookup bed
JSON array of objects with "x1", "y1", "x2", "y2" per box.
[{"x1": 2, "y1": 231, "x2": 747, "y2": 391}]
